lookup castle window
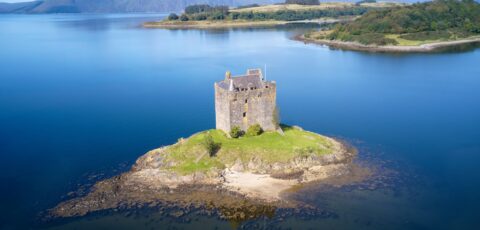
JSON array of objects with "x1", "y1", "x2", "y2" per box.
[
  {"x1": 245, "y1": 99, "x2": 248, "y2": 103},
  {"x1": 243, "y1": 112, "x2": 246, "y2": 117},
  {"x1": 250, "y1": 87, "x2": 254, "y2": 90},
  {"x1": 265, "y1": 86, "x2": 269, "y2": 88}
]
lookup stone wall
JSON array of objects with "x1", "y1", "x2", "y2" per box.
[
  {"x1": 215, "y1": 81, "x2": 277, "y2": 133},
  {"x1": 215, "y1": 83, "x2": 231, "y2": 132}
]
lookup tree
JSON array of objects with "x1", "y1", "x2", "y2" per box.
[
  {"x1": 231, "y1": 12, "x2": 240, "y2": 20},
  {"x1": 325, "y1": 0, "x2": 480, "y2": 45},
  {"x1": 180, "y1": 14, "x2": 189, "y2": 21},
  {"x1": 201, "y1": 133, "x2": 220, "y2": 157},
  {"x1": 210, "y1": 11, "x2": 226, "y2": 20},
  {"x1": 185, "y1": 4, "x2": 229, "y2": 15},
  {"x1": 193, "y1": 14, "x2": 208, "y2": 20},
  {"x1": 285, "y1": 0, "x2": 320, "y2": 5},
  {"x1": 185, "y1": 4, "x2": 211, "y2": 14},
  {"x1": 168, "y1": 13, "x2": 179, "y2": 20},
  {"x1": 356, "y1": 0, "x2": 376, "y2": 5},
  {"x1": 230, "y1": 126, "x2": 244, "y2": 138},
  {"x1": 247, "y1": 124, "x2": 263, "y2": 136}
]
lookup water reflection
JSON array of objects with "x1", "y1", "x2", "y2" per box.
[
  {"x1": 432, "y1": 41, "x2": 480, "y2": 53},
  {"x1": 54, "y1": 14, "x2": 167, "y2": 31}
]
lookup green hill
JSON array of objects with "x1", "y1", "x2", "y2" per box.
[{"x1": 318, "y1": 0, "x2": 480, "y2": 45}]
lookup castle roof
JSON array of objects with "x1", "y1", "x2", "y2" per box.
[{"x1": 217, "y1": 69, "x2": 265, "y2": 91}]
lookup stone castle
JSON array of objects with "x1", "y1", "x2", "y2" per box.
[{"x1": 214, "y1": 69, "x2": 277, "y2": 133}]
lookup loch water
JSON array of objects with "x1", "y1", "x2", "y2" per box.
[{"x1": 0, "y1": 14, "x2": 479, "y2": 229}]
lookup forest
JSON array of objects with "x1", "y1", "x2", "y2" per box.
[
  {"x1": 325, "y1": 0, "x2": 480, "y2": 45},
  {"x1": 167, "y1": 2, "x2": 370, "y2": 22}
]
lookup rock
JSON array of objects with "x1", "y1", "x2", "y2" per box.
[
  {"x1": 231, "y1": 159, "x2": 244, "y2": 171},
  {"x1": 170, "y1": 210, "x2": 184, "y2": 218},
  {"x1": 48, "y1": 132, "x2": 363, "y2": 221}
]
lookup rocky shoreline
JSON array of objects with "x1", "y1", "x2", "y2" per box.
[
  {"x1": 297, "y1": 34, "x2": 480, "y2": 53},
  {"x1": 48, "y1": 135, "x2": 366, "y2": 220}
]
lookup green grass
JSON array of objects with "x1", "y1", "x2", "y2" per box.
[
  {"x1": 385, "y1": 34, "x2": 443, "y2": 46},
  {"x1": 163, "y1": 125, "x2": 335, "y2": 175}
]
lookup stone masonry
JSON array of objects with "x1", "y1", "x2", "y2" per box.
[{"x1": 214, "y1": 69, "x2": 277, "y2": 133}]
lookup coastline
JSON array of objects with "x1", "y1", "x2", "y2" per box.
[
  {"x1": 297, "y1": 34, "x2": 480, "y2": 53},
  {"x1": 144, "y1": 20, "x2": 289, "y2": 29},
  {"x1": 220, "y1": 136, "x2": 360, "y2": 202},
  {"x1": 143, "y1": 17, "x2": 353, "y2": 29},
  {"x1": 48, "y1": 132, "x2": 366, "y2": 219}
]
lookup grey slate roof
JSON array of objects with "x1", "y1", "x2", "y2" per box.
[{"x1": 217, "y1": 69, "x2": 264, "y2": 91}]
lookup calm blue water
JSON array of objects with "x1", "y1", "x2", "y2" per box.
[{"x1": 1, "y1": 14, "x2": 479, "y2": 229}]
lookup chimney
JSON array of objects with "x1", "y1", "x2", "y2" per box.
[{"x1": 229, "y1": 79, "x2": 234, "y2": 91}]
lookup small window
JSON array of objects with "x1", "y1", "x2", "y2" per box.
[
  {"x1": 265, "y1": 86, "x2": 269, "y2": 88},
  {"x1": 245, "y1": 99, "x2": 248, "y2": 103},
  {"x1": 243, "y1": 112, "x2": 246, "y2": 117}
]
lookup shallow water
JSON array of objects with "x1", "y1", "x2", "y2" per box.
[{"x1": 0, "y1": 14, "x2": 479, "y2": 229}]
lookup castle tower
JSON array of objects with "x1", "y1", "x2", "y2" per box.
[{"x1": 214, "y1": 69, "x2": 277, "y2": 133}]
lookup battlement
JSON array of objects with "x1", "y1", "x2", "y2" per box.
[{"x1": 214, "y1": 69, "x2": 277, "y2": 133}]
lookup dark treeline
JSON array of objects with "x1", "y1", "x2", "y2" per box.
[
  {"x1": 285, "y1": 0, "x2": 319, "y2": 5},
  {"x1": 230, "y1": 8, "x2": 368, "y2": 21},
  {"x1": 355, "y1": 0, "x2": 376, "y2": 4},
  {"x1": 235, "y1": 4, "x2": 260, "y2": 9},
  {"x1": 168, "y1": 4, "x2": 369, "y2": 22},
  {"x1": 184, "y1": 4, "x2": 228, "y2": 15},
  {"x1": 326, "y1": 0, "x2": 480, "y2": 45}
]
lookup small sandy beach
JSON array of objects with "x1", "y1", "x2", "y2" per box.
[{"x1": 222, "y1": 170, "x2": 298, "y2": 202}]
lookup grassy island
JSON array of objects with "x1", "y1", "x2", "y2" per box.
[
  {"x1": 302, "y1": 0, "x2": 480, "y2": 52},
  {"x1": 161, "y1": 125, "x2": 335, "y2": 174},
  {"x1": 144, "y1": 1, "x2": 401, "y2": 29},
  {"x1": 51, "y1": 125, "x2": 360, "y2": 217}
]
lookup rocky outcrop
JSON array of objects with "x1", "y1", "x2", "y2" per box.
[
  {"x1": 49, "y1": 135, "x2": 361, "y2": 219},
  {"x1": 226, "y1": 138, "x2": 354, "y2": 175},
  {"x1": 132, "y1": 136, "x2": 354, "y2": 177}
]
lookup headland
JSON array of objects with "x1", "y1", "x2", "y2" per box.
[
  {"x1": 143, "y1": 2, "x2": 398, "y2": 29},
  {"x1": 300, "y1": 0, "x2": 480, "y2": 53}
]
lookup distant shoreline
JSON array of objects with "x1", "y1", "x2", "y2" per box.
[
  {"x1": 296, "y1": 34, "x2": 480, "y2": 53},
  {"x1": 143, "y1": 17, "x2": 354, "y2": 29},
  {"x1": 144, "y1": 20, "x2": 289, "y2": 29}
]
